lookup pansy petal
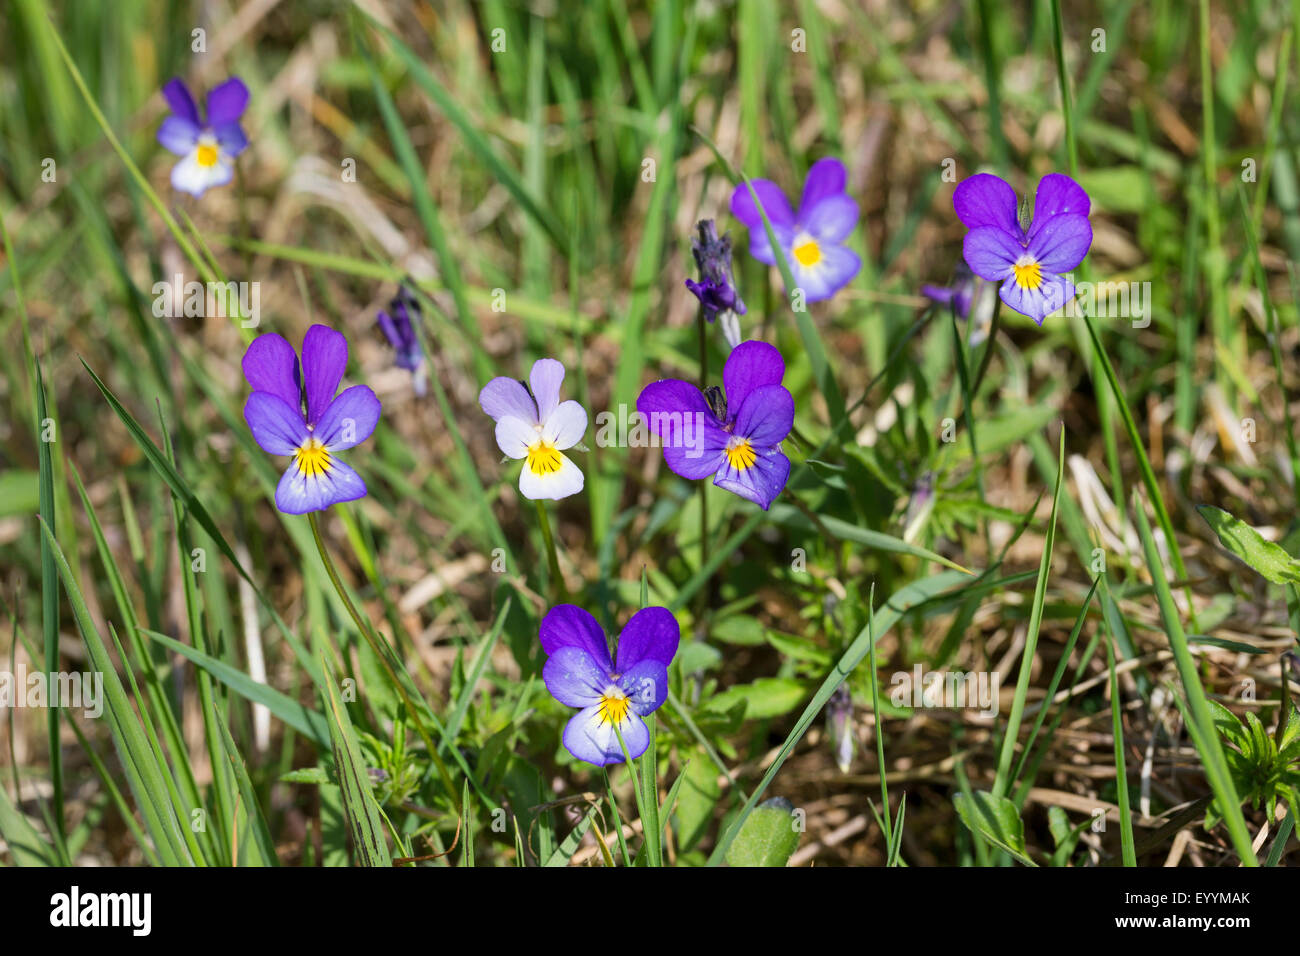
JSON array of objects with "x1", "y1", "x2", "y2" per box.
[
  {"x1": 157, "y1": 116, "x2": 200, "y2": 156},
  {"x1": 274, "y1": 455, "x2": 366, "y2": 514},
  {"x1": 790, "y1": 244, "x2": 860, "y2": 302},
  {"x1": 800, "y1": 194, "x2": 859, "y2": 243},
  {"x1": 637, "y1": 380, "x2": 728, "y2": 479},
  {"x1": 519, "y1": 449, "x2": 583, "y2": 500},
  {"x1": 542, "y1": 399, "x2": 587, "y2": 450},
  {"x1": 953, "y1": 173, "x2": 1021, "y2": 233},
  {"x1": 244, "y1": 392, "x2": 308, "y2": 456},
  {"x1": 798, "y1": 157, "x2": 848, "y2": 213},
  {"x1": 540, "y1": 604, "x2": 612, "y2": 668},
  {"x1": 734, "y1": 384, "x2": 794, "y2": 449},
  {"x1": 542, "y1": 646, "x2": 607, "y2": 708},
  {"x1": 494, "y1": 415, "x2": 536, "y2": 460},
  {"x1": 615, "y1": 606, "x2": 680, "y2": 671},
  {"x1": 479, "y1": 376, "x2": 537, "y2": 424},
  {"x1": 315, "y1": 385, "x2": 381, "y2": 451},
  {"x1": 723, "y1": 340, "x2": 785, "y2": 411},
  {"x1": 961, "y1": 225, "x2": 1023, "y2": 282},
  {"x1": 529, "y1": 358, "x2": 565, "y2": 423},
  {"x1": 170, "y1": 153, "x2": 225, "y2": 197},
  {"x1": 242, "y1": 333, "x2": 301, "y2": 412},
  {"x1": 563, "y1": 706, "x2": 648, "y2": 767},
  {"x1": 620, "y1": 659, "x2": 669, "y2": 715},
  {"x1": 212, "y1": 121, "x2": 248, "y2": 157},
  {"x1": 746, "y1": 221, "x2": 794, "y2": 266},
  {"x1": 161, "y1": 78, "x2": 200, "y2": 125},
  {"x1": 206, "y1": 77, "x2": 250, "y2": 126},
  {"x1": 730, "y1": 179, "x2": 795, "y2": 230},
  {"x1": 1030, "y1": 173, "x2": 1090, "y2": 232},
  {"x1": 714, "y1": 447, "x2": 790, "y2": 510},
  {"x1": 1026, "y1": 213, "x2": 1092, "y2": 274},
  {"x1": 301, "y1": 324, "x2": 348, "y2": 425},
  {"x1": 998, "y1": 270, "x2": 1074, "y2": 325}
]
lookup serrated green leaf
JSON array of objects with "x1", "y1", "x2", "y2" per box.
[
  {"x1": 953, "y1": 790, "x2": 1036, "y2": 866},
  {"x1": 724, "y1": 798, "x2": 802, "y2": 867},
  {"x1": 1197, "y1": 505, "x2": 1300, "y2": 584}
]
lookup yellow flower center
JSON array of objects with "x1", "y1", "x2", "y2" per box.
[
  {"x1": 724, "y1": 438, "x2": 757, "y2": 471},
  {"x1": 1012, "y1": 257, "x2": 1043, "y2": 290},
  {"x1": 597, "y1": 691, "x2": 631, "y2": 727},
  {"x1": 196, "y1": 142, "x2": 219, "y2": 168},
  {"x1": 526, "y1": 439, "x2": 563, "y2": 476},
  {"x1": 793, "y1": 237, "x2": 822, "y2": 267},
  {"x1": 294, "y1": 438, "x2": 332, "y2": 478}
]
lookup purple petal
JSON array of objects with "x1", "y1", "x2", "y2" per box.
[
  {"x1": 157, "y1": 116, "x2": 200, "y2": 156},
  {"x1": 798, "y1": 157, "x2": 848, "y2": 214},
  {"x1": 301, "y1": 325, "x2": 347, "y2": 426},
  {"x1": 800, "y1": 194, "x2": 858, "y2": 243},
  {"x1": 316, "y1": 385, "x2": 381, "y2": 450},
  {"x1": 921, "y1": 285, "x2": 956, "y2": 306},
  {"x1": 539, "y1": 604, "x2": 612, "y2": 670},
  {"x1": 637, "y1": 380, "x2": 728, "y2": 480},
  {"x1": 244, "y1": 392, "x2": 308, "y2": 455},
  {"x1": 792, "y1": 243, "x2": 860, "y2": 301},
  {"x1": 998, "y1": 270, "x2": 1075, "y2": 325},
  {"x1": 730, "y1": 179, "x2": 795, "y2": 230},
  {"x1": 480, "y1": 376, "x2": 538, "y2": 424},
  {"x1": 620, "y1": 659, "x2": 669, "y2": 715},
  {"x1": 206, "y1": 77, "x2": 250, "y2": 127},
  {"x1": 1027, "y1": 213, "x2": 1092, "y2": 274},
  {"x1": 529, "y1": 358, "x2": 565, "y2": 423},
  {"x1": 723, "y1": 340, "x2": 785, "y2": 410},
  {"x1": 542, "y1": 646, "x2": 607, "y2": 707},
  {"x1": 212, "y1": 121, "x2": 248, "y2": 157},
  {"x1": 746, "y1": 221, "x2": 794, "y2": 266},
  {"x1": 733, "y1": 384, "x2": 794, "y2": 448},
  {"x1": 1030, "y1": 174, "x2": 1090, "y2": 234},
  {"x1": 714, "y1": 447, "x2": 790, "y2": 510},
  {"x1": 242, "y1": 333, "x2": 302, "y2": 413},
  {"x1": 961, "y1": 226, "x2": 1023, "y2": 282},
  {"x1": 953, "y1": 173, "x2": 1020, "y2": 234},
  {"x1": 562, "y1": 706, "x2": 648, "y2": 766},
  {"x1": 274, "y1": 455, "x2": 366, "y2": 514},
  {"x1": 614, "y1": 606, "x2": 680, "y2": 671},
  {"x1": 161, "y1": 78, "x2": 200, "y2": 125}
]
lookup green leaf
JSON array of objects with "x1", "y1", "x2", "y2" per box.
[
  {"x1": 953, "y1": 790, "x2": 1036, "y2": 866},
  {"x1": 724, "y1": 798, "x2": 802, "y2": 867},
  {"x1": 1197, "y1": 505, "x2": 1300, "y2": 584},
  {"x1": 704, "y1": 678, "x2": 808, "y2": 721}
]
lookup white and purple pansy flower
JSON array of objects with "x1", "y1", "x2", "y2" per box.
[
  {"x1": 729, "y1": 157, "x2": 861, "y2": 303},
  {"x1": 540, "y1": 604, "x2": 679, "y2": 767},
  {"x1": 954, "y1": 172, "x2": 1093, "y2": 324},
  {"x1": 157, "y1": 76, "x2": 250, "y2": 198},
  {"x1": 479, "y1": 358, "x2": 587, "y2": 501},
  {"x1": 637, "y1": 339, "x2": 794, "y2": 511},
  {"x1": 242, "y1": 325, "x2": 381, "y2": 515}
]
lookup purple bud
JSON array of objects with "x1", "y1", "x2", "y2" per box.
[
  {"x1": 685, "y1": 219, "x2": 747, "y2": 323},
  {"x1": 377, "y1": 286, "x2": 428, "y2": 393},
  {"x1": 827, "y1": 685, "x2": 855, "y2": 774}
]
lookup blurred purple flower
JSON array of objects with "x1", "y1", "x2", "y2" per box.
[
  {"x1": 376, "y1": 287, "x2": 427, "y2": 395},
  {"x1": 954, "y1": 172, "x2": 1092, "y2": 324},
  {"x1": 684, "y1": 219, "x2": 746, "y2": 323},
  {"x1": 729, "y1": 157, "x2": 861, "y2": 302},
  {"x1": 157, "y1": 76, "x2": 250, "y2": 197},
  {"x1": 479, "y1": 359, "x2": 587, "y2": 501},
  {"x1": 242, "y1": 325, "x2": 380, "y2": 514},
  {"x1": 637, "y1": 340, "x2": 793, "y2": 510},
  {"x1": 539, "y1": 604, "x2": 679, "y2": 766},
  {"x1": 922, "y1": 263, "x2": 997, "y2": 346}
]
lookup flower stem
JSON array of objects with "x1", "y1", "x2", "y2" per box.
[
  {"x1": 697, "y1": 306, "x2": 710, "y2": 604},
  {"x1": 308, "y1": 511, "x2": 461, "y2": 815},
  {"x1": 534, "y1": 499, "x2": 568, "y2": 602}
]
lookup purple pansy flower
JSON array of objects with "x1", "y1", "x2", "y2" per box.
[
  {"x1": 242, "y1": 325, "x2": 381, "y2": 514},
  {"x1": 684, "y1": 219, "x2": 746, "y2": 323},
  {"x1": 637, "y1": 340, "x2": 793, "y2": 510},
  {"x1": 157, "y1": 76, "x2": 250, "y2": 198},
  {"x1": 479, "y1": 359, "x2": 587, "y2": 501},
  {"x1": 540, "y1": 604, "x2": 679, "y2": 767},
  {"x1": 922, "y1": 262, "x2": 998, "y2": 346},
  {"x1": 954, "y1": 172, "x2": 1093, "y2": 324},
  {"x1": 376, "y1": 286, "x2": 427, "y2": 396},
  {"x1": 729, "y1": 157, "x2": 861, "y2": 302}
]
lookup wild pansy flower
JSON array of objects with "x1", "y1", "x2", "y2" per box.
[
  {"x1": 922, "y1": 262, "x2": 997, "y2": 346},
  {"x1": 376, "y1": 286, "x2": 427, "y2": 396},
  {"x1": 540, "y1": 604, "x2": 679, "y2": 766},
  {"x1": 954, "y1": 172, "x2": 1092, "y2": 324},
  {"x1": 636, "y1": 340, "x2": 793, "y2": 510},
  {"x1": 729, "y1": 157, "x2": 861, "y2": 302},
  {"x1": 157, "y1": 76, "x2": 249, "y2": 198},
  {"x1": 479, "y1": 359, "x2": 587, "y2": 501},
  {"x1": 242, "y1": 325, "x2": 381, "y2": 514}
]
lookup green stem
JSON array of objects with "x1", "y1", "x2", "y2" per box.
[
  {"x1": 697, "y1": 306, "x2": 710, "y2": 597},
  {"x1": 534, "y1": 499, "x2": 568, "y2": 602}
]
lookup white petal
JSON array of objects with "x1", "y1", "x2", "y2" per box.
[
  {"x1": 495, "y1": 415, "x2": 537, "y2": 459},
  {"x1": 542, "y1": 400, "x2": 587, "y2": 449},
  {"x1": 518, "y1": 451, "x2": 583, "y2": 501},
  {"x1": 170, "y1": 153, "x2": 232, "y2": 197}
]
